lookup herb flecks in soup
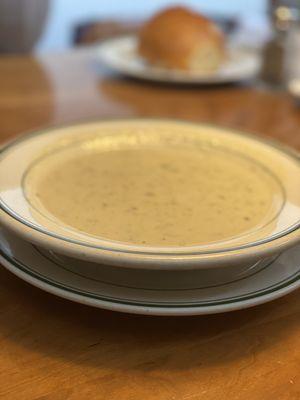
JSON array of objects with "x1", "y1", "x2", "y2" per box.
[{"x1": 25, "y1": 143, "x2": 282, "y2": 247}]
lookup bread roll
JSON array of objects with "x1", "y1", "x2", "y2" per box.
[{"x1": 138, "y1": 7, "x2": 225, "y2": 72}]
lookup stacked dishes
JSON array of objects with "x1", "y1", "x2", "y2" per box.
[{"x1": 0, "y1": 119, "x2": 300, "y2": 315}]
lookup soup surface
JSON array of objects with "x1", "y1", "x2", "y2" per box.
[{"x1": 24, "y1": 143, "x2": 282, "y2": 247}]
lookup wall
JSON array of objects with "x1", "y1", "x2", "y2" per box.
[{"x1": 36, "y1": 0, "x2": 268, "y2": 52}]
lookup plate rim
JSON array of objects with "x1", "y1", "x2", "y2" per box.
[{"x1": 1, "y1": 238, "x2": 300, "y2": 316}]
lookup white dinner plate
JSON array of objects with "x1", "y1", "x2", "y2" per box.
[
  {"x1": 96, "y1": 35, "x2": 261, "y2": 84},
  {"x1": 1, "y1": 230, "x2": 299, "y2": 316}
]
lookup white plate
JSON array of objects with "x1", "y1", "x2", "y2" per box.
[
  {"x1": 1, "y1": 230, "x2": 299, "y2": 316},
  {"x1": 96, "y1": 35, "x2": 261, "y2": 84}
]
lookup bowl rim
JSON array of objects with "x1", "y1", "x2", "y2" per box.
[{"x1": 1, "y1": 117, "x2": 300, "y2": 269}]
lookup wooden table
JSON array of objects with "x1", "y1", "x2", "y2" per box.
[{"x1": 0, "y1": 50, "x2": 300, "y2": 400}]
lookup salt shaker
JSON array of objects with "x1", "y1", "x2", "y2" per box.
[{"x1": 261, "y1": 1, "x2": 300, "y2": 86}]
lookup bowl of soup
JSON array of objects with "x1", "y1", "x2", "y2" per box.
[{"x1": 0, "y1": 119, "x2": 300, "y2": 270}]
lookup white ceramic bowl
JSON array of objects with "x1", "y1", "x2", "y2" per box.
[{"x1": 0, "y1": 119, "x2": 300, "y2": 270}]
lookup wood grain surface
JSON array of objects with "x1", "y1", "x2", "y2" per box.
[{"x1": 0, "y1": 50, "x2": 300, "y2": 400}]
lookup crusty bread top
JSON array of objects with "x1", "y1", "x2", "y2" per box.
[{"x1": 138, "y1": 7, "x2": 225, "y2": 70}]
